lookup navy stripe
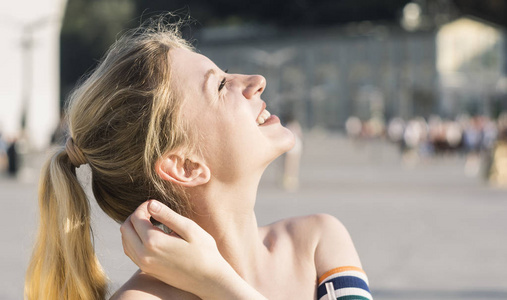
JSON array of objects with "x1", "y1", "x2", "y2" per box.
[{"x1": 317, "y1": 276, "x2": 370, "y2": 299}]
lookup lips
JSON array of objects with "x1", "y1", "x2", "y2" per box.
[
  {"x1": 256, "y1": 102, "x2": 271, "y2": 125},
  {"x1": 256, "y1": 102, "x2": 266, "y2": 120}
]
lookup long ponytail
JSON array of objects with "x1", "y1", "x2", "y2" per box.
[
  {"x1": 25, "y1": 17, "x2": 194, "y2": 299},
  {"x1": 24, "y1": 149, "x2": 107, "y2": 300}
]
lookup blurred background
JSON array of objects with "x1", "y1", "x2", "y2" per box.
[{"x1": 1, "y1": 0, "x2": 507, "y2": 299}]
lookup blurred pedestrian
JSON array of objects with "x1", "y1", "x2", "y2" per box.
[
  {"x1": 402, "y1": 117, "x2": 428, "y2": 164},
  {"x1": 6, "y1": 138, "x2": 19, "y2": 176},
  {"x1": 387, "y1": 117, "x2": 405, "y2": 153},
  {"x1": 463, "y1": 117, "x2": 483, "y2": 176},
  {"x1": 489, "y1": 113, "x2": 507, "y2": 185},
  {"x1": 345, "y1": 116, "x2": 362, "y2": 139},
  {"x1": 282, "y1": 112, "x2": 303, "y2": 191},
  {"x1": 0, "y1": 131, "x2": 7, "y2": 172},
  {"x1": 345, "y1": 116, "x2": 363, "y2": 150}
]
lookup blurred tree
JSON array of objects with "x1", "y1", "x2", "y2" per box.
[
  {"x1": 60, "y1": 0, "x2": 135, "y2": 108},
  {"x1": 62, "y1": 0, "x2": 135, "y2": 50},
  {"x1": 131, "y1": 0, "x2": 412, "y2": 27},
  {"x1": 454, "y1": 0, "x2": 507, "y2": 27}
]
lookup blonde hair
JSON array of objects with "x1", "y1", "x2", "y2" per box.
[{"x1": 25, "y1": 18, "x2": 193, "y2": 300}]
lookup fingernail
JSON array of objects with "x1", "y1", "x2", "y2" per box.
[{"x1": 149, "y1": 201, "x2": 161, "y2": 213}]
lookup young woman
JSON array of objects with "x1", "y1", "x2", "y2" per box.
[{"x1": 25, "y1": 18, "x2": 372, "y2": 300}]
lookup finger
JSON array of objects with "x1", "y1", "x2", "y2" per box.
[
  {"x1": 121, "y1": 215, "x2": 143, "y2": 246},
  {"x1": 120, "y1": 216, "x2": 145, "y2": 262},
  {"x1": 148, "y1": 200, "x2": 194, "y2": 241},
  {"x1": 130, "y1": 201, "x2": 184, "y2": 247},
  {"x1": 130, "y1": 201, "x2": 158, "y2": 243},
  {"x1": 123, "y1": 211, "x2": 187, "y2": 268}
]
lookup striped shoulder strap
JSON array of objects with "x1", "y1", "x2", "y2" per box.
[{"x1": 317, "y1": 266, "x2": 372, "y2": 300}]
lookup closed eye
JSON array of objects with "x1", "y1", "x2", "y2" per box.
[
  {"x1": 218, "y1": 78, "x2": 226, "y2": 91},
  {"x1": 218, "y1": 69, "x2": 229, "y2": 91}
]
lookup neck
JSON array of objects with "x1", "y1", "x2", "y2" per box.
[{"x1": 187, "y1": 175, "x2": 266, "y2": 280}]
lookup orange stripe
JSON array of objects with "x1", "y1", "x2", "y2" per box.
[{"x1": 318, "y1": 266, "x2": 366, "y2": 284}]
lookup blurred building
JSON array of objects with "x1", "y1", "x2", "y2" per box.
[
  {"x1": 0, "y1": 0, "x2": 66, "y2": 149},
  {"x1": 198, "y1": 17, "x2": 506, "y2": 130},
  {"x1": 437, "y1": 17, "x2": 506, "y2": 118}
]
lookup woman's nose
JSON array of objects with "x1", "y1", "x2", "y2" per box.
[{"x1": 242, "y1": 75, "x2": 266, "y2": 99}]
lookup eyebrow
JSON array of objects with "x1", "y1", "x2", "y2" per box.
[{"x1": 203, "y1": 69, "x2": 217, "y2": 92}]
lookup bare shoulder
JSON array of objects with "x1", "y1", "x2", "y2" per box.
[
  {"x1": 266, "y1": 214, "x2": 352, "y2": 245},
  {"x1": 110, "y1": 270, "x2": 200, "y2": 300},
  {"x1": 265, "y1": 214, "x2": 362, "y2": 278}
]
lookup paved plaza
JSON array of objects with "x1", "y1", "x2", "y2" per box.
[{"x1": 2, "y1": 133, "x2": 507, "y2": 299}]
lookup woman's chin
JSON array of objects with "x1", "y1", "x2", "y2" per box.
[
  {"x1": 257, "y1": 129, "x2": 296, "y2": 167},
  {"x1": 281, "y1": 130, "x2": 297, "y2": 152},
  {"x1": 272, "y1": 131, "x2": 297, "y2": 157}
]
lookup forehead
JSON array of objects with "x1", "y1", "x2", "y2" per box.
[
  {"x1": 169, "y1": 48, "x2": 220, "y2": 122},
  {"x1": 169, "y1": 48, "x2": 215, "y2": 88}
]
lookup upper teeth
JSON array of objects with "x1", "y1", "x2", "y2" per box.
[{"x1": 257, "y1": 109, "x2": 271, "y2": 125}]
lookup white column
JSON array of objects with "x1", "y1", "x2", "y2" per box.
[{"x1": 0, "y1": 0, "x2": 66, "y2": 149}]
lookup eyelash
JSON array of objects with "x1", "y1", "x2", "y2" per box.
[{"x1": 218, "y1": 69, "x2": 229, "y2": 91}]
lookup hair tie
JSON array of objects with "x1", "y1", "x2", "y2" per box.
[{"x1": 65, "y1": 138, "x2": 87, "y2": 167}]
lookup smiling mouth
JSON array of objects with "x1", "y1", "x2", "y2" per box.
[{"x1": 256, "y1": 108, "x2": 271, "y2": 125}]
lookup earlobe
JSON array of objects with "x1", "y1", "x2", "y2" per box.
[{"x1": 156, "y1": 154, "x2": 210, "y2": 187}]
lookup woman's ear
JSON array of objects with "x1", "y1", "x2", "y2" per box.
[{"x1": 155, "y1": 153, "x2": 210, "y2": 187}]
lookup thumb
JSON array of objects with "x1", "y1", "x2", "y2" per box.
[{"x1": 148, "y1": 200, "x2": 193, "y2": 241}]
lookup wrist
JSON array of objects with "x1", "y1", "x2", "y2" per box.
[{"x1": 197, "y1": 263, "x2": 267, "y2": 300}]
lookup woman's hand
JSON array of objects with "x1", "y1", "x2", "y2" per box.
[{"x1": 120, "y1": 200, "x2": 268, "y2": 300}]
